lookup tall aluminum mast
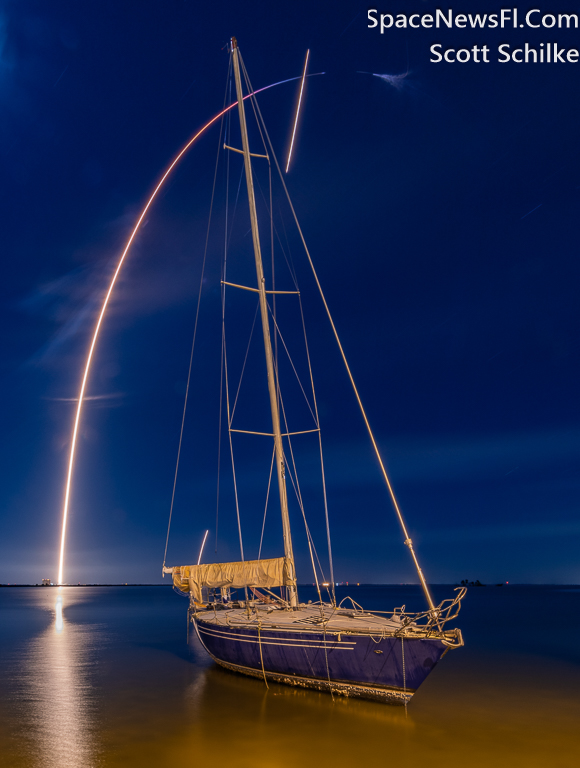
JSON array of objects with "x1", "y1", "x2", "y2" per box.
[{"x1": 231, "y1": 38, "x2": 298, "y2": 607}]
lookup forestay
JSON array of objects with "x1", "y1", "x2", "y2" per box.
[{"x1": 163, "y1": 557, "x2": 295, "y2": 602}]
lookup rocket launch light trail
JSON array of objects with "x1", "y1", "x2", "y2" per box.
[
  {"x1": 286, "y1": 50, "x2": 309, "y2": 173},
  {"x1": 57, "y1": 71, "x2": 324, "y2": 585}
]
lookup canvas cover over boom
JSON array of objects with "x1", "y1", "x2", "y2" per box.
[{"x1": 164, "y1": 557, "x2": 295, "y2": 602}]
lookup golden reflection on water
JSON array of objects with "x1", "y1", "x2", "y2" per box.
[
  {"x1": 96, "y1": 632, "x2": 580, "y2": 768},
  {"x1": 19, "y1": 588, "x2": 100, "y2": 768},
  {"x1": 55, "y1": 591, "x2": 63, "y2": 633},
  {"x1": 2, "y1": 587, "x2": 580, "y2": 768}
]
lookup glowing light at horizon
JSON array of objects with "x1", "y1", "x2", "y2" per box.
[
  {"x1": 57, "y1": 71, "x2": 324, "y2": 586},
  {"x1": 286, "y1": 50, "x2": 310, "y2": 173}
]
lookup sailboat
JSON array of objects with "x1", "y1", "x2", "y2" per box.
[{"x1": 163, "y1": 38, "x2": 465, "y2": 706}]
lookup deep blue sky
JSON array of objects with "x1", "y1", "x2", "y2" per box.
[{"x1": 1, "y1": 1, "x2": 579, "y2": 587}]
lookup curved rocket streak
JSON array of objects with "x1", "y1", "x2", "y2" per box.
[{"x1": 57, "y1": 72, "x2": 323, "y2": 586}]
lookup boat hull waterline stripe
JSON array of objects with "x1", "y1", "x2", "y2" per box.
[
  {"x1": 198, "y1": 625, "x2": 356, "y2": 650},
  {"x1": 215, "y1": 657, "x2": 413, "y2": 705}
]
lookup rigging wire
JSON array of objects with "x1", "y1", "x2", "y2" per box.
[
  {"x1": 267, "y1": 188, "x2": 336, "y2": 594},
  {"x1": 215, "y1": 328, "x2": 224, "y2": 554},
  {"x1": 258, "y1": 445, "x2": 276, "y2": 559},
  {"x1": 276, "y1": 376, "x2": 327, "y2": 587},
  {"x1": 270, "y1": 162, "x2": 281, "y2": 434},
  {"x1": 215, "y1": 75, "x2": 234, "y2": 554},
  {"x1": 249, "y1": 168, "x2": 301, "y2": 298},
  {"x1": 230, "y1": 302, "x2": 260, "y2": 421},
  {"x1": 226, "y1": 164, "x2": 246, "y2": 253},
  {"x1": 283, "y1": 445, "x2": 326, "y2": 593},
  {"x1": 267, "y1": 303, "x2": 317, "y2": 423},
  {"x1": 241, "y1": 51, "x2": 436, "y2": 613},
  {"x1": 242, "y1": 61, "x2": 334, "y2": 591},
  {"x1": 240, "y1": 52, "x2": 333, "y2": 593},
  {"x1": 162, "y1": 61, "x2": 231, "y2": 571},
  {"x1": 220, "y1": 78, "x2": 246, "y2": 566},
  {"x1": 279, "y1": 279, "x2": 329, "y2": 597},
  {"x1": 241, "y1": 62, "x2": 271, "y2": 162},
  {"x1": 276, "y1": 205, "x2": 300, "y2": 289},
  {"x1": 223, "y1": 290, "x2": 246, "y2": 563},
  {"x1": 298, "y1": 293, "x2": 335, "y2": 595}
]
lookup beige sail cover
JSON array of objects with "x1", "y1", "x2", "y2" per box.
[{"x1": 165, "y1": 557, "x2": 295, "y2": 602}]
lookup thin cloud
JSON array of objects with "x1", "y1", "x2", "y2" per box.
[
  {"x1": 296, "y1": 428, "x2": 580, "y2": 487},
  {"x1": 20, "y1": 205, "x2": 211, "y2": 371},
  {"x1": 425, "y1": 519, "x2": 580, "y2": 543},
  {"x1": 45, "y1": 392, "x2": 125, "y2": 403}
]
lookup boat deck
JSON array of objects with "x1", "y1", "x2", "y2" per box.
[{"x1": 193, "y1": 602, "x2": 437, "y2": 639}]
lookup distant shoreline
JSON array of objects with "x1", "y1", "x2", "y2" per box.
[
  {"x1": 1, "y1": 583, "x2": 578, "y2": 588},
  {"x1": 0, "y1": 583, "x2": 172, "y2": 588}
]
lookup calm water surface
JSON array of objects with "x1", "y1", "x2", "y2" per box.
[{"x1": 0, "y1": 585, "x2": 578, "y2": 767}]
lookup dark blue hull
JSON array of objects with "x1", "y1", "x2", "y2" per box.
[{"x1": 195, "y1": 616, "x2": 447, "y2": 704}]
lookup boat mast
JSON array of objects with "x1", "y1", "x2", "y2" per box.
[{"x1": 231, "y1": 38, "x2": 298, "y2": 607}]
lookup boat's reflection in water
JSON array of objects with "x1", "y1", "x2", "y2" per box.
[
  {"x1": 183, "y1": 631, "x2": 412, "y2": 756},
  {"x1": 187, "y1": 662, "x2": 412, "y2": 726},
  {"x1": 20, "y1": 588, "x2": 101, "y2": 768}
]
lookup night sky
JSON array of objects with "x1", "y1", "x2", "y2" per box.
[{"x1": 2, "y1": 1, "x2": 580, "y2": 587}]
